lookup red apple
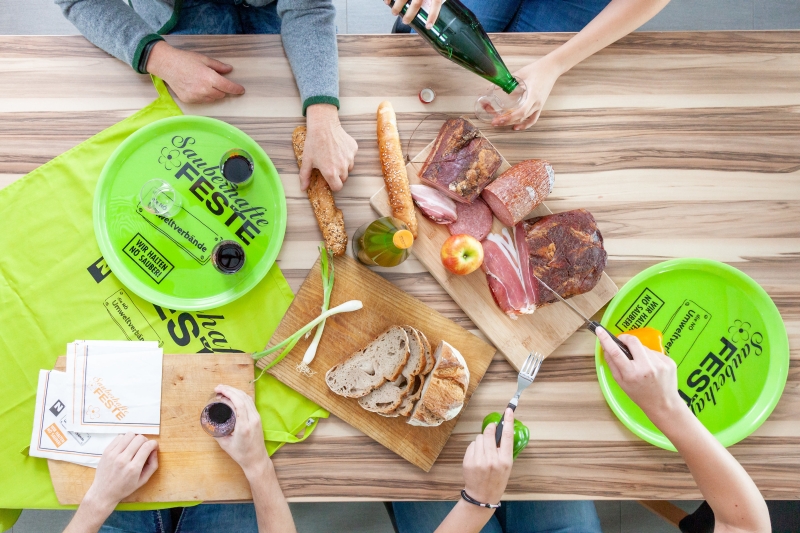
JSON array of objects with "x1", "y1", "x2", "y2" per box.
[{"x1": 441, "y1": 234, "x2": 484, "y2": 275}]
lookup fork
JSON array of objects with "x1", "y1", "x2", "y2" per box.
[{"x1": 495, "y1": 352, "x2": 544, "y2": 447}]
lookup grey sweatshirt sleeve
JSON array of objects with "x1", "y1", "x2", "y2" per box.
[
  {"x1": 277, "y1": 0, "x2": 340, "y2": 115},
  {"x1": 55, "y1": 0, "x2": 164, "y2": 73}
]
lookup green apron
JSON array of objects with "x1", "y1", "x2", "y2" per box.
[{"x1": 0, "y1": 77, "x2": 327, "y2": 529}]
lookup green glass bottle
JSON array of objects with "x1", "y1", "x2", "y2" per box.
[
  {"x1": 391, "y1": 0, "x2": 518, "y2": 94},
  {"x1": 352, "y1": 217, "x2": 414, "y2": 267}
]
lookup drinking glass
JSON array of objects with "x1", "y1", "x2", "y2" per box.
[
  {"x1": 200, "y1": 394, "x2": 236, "y2": 437},
  {"x1": 474, "y1": 77, "x2": 528, "y2": 124},
  {"x1": 138, "y1": 179, "x2": 181, "y2": 218},
  {"x1": 219, "y1": 148, "x2": 255, "y2": 189}
]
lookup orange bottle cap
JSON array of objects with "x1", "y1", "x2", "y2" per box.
[{"x1": 393, "y1": 229, "x2": 414, "y2": 249}]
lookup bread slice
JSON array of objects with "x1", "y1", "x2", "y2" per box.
[
  {"x1": 325, "y1": 327, "x2": 410, "y2": 398},
  {"x1": 407, "y1": 341, "x2": 470, "y2": 427},
  {"x1": 395, "y1": 373, "x2": 425, "y2": 417},
  {"x1": 416, "y1": 329, "x2": 434, "y2": 375},
  {"x1": 359, "y1": 326, "x2": 425, "y2": 414}
]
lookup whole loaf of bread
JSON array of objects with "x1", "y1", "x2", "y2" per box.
[
  {"x1": 377, "y1": 101, "x2": 417, "y2": 237},
  {"x1": 291, "y1": 126, "x2": 347, "y2": 256}
]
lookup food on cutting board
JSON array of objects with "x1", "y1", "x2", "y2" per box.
[
  {"x1": 291, "y1": 127, "x2": 347, "y2": 256},
  {"x1": 410, "y1": 184, "x2": 458, "y2": 224},
  {"x1": 482, "y1": 159, "x2": 554, "y2": 227},
  {"x1": 447, "y1": 197, "x2": 493, "y2": 241},
  {"x1": 408, "y1": 340, "x2": 470, "y2": 427},
  {"x1": 441, "y1": 234, "x2": 484, "y2": 276},
  {"x1": 326, "y1": 326, "x2": 469, "y2": 427},
  {"x1": 325, "y1": 326, "x2": 410, "y2": 398},
  {"x1": 377, "y1": 101, "x2": 418, "y2": 238},
  {"x1": 360, "y1": 326, "x2": 428, "y2": 415},
  {"x1": 419, "y1": 118, "x2": 503, "y2": 204},
  {"x1": 525, "y1": 209, "x2": 607, "y2": 305},
  {"x1": 482, "y1": 224, "x2": 538, "y2": 318}
]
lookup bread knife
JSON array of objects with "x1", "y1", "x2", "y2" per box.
[{"x1": 532, "y1": 275, "x2": 633, "y2": 360}]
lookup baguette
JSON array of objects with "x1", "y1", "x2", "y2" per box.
[
  {"x1": 291, "y1": 126, "x2": 347, "y2": 256},
  {"x1": 377, "y1": 101, "x2": 417, "y2": 237}
]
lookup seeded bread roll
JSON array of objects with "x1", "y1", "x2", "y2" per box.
[
  {"x1": 292, "y1": 126, "x2": 347, "y2": 256},
  {"x1": 408, "y1": 341, "x2": 470, "y2": 427},
  {"x1": 325, "y1": 327, "x2": 410, "y2": 398},
  {"x1": 377, "y1": 101, "x2": 417, "y2": 237}
]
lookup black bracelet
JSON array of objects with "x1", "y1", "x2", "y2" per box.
[{"x1": 461, "y1": 489, "x2": 501, "y2": 509}]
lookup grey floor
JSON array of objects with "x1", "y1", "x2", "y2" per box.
[{"x1": 1, "y1": 0, "x2": 798, "y2": 531}]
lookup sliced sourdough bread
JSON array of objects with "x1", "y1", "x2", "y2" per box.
[
  {"x1": 359, "y1": 325, "x2": 425, "y2": 414},
  {"x1": 417, "y1": 329, "x2": 434, "y2": 375},
  {"x1": 407, "y1": 341, "x2": 470, "y2": 427},
  {"x1": 325, "y1": 326, "x2": 410, "y2": 398},
  {"x1": 394, "y1": 373, "x2": 425, "y2": 417}
]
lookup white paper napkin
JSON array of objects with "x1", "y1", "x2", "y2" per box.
[
  {"x1": 65, "y1": 340, "x2": 163, "y2": 435},
  {"x1": 29, "y1": 370, "x2": 118, "y2": 468}
]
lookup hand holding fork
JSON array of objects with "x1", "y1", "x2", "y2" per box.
[{"x1": 495, "y1": 352, "x2": 543, "y2": 446}]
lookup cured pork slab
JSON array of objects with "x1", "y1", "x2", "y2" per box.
[
  {"x1": 482, "y1": 159, "x2": 554, "y2": 227},
  {"x1": 524, "y1": 209, "x2": 607, "y2": 305},
  {"x1": 419, "y1": 118, "x2": 503, "y2": 204}
]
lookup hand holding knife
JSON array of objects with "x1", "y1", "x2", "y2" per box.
[{"x1": 532, "y1": 275, "x2": 633, "y2": 360}]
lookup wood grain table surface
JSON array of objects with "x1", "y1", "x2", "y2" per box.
[{"x1": 1, "y1": 32, "x2": 798, "y2": 501}]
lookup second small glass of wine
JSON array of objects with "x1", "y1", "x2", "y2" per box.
[
  {"x1": 200, "y1": 394, "x2": 236, "y2": 438},
  {"x1": 474, "y1": 77, "x2": 528, "y2": 124}
]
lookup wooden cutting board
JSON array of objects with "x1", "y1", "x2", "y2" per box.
[
  {"x1": 49, "y1": 353, "x2": 254, "y2": 504},
  {"x1": 256, "y1": 254, "x2": 495, "y2": 472},
  {"x1": 370, "y1": 138, "x2": 618, "y2": 371}
]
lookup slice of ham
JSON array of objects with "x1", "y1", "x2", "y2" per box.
[
  {"x1": 481, "y1": 223, "x2": 539, "y2": 319},
  {"x1": 410, "y1": 184, "x2": 458, "y2": 224},
  {"x1": 447, "y1": 197, "x2": 493, "y2": 241}
]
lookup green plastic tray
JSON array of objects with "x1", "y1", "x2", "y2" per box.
[
  {"x1": 93, "y1": 116, "x2": 286, "y2": 310},
  {"x1": 595, "y1": 258, "x2": 789, "y2": 450}
]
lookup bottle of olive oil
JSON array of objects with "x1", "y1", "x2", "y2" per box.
[
  {"x1": 390, "y1": 0, "x2": 518, "y2": 94},
  {"x1": 352, "y1": 217, "x2": 414, "y2": 267}
]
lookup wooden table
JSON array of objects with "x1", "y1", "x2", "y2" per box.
[{"x1": 1, "y1": 32, "x2": 799, "y2": 501}]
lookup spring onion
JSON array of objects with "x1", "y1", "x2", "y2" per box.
[
  {"x1": 297, "y1": 246, "x2": 335, "y2": 376},
  {"x1": 252, "y1": 299, "x2": 363, "y2": 381}
]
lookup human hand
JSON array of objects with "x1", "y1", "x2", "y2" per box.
[
  {"x1": 597, "y1": 327, "x2": 685, "y2": 424},
  {"x1": 213, "y1": 384, "x2": 271, "y2": 479},
  {"x1": 145, "y1": 41, "x2": 245, "y2": 104},
  {"x1": 385, "y1": 0, "x2": 443, "y2": 28},
  {"x1": 462, "y1": 408, "x2": 514, "y2": 504},
  {"x1": 84, "y1": 433, "x2": 159, "y2": 512},
  {"x1": 300, "y1": 104, "x2": 358, "y2": 192},
  {"x1": 490, "y1": 57, "x2": 561, "y2": 130}
]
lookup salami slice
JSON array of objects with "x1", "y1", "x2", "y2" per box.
[
  {"x1": 482, "y1": 159, "x2": 554, "y2": 227},
  {"x1": 447, "y1": 197, "x2": 493, "y2": 241}
]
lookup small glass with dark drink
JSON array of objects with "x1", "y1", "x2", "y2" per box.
[
  {"x1": 219, "y1": 148, "x2": 255, "y2": 190},
  {"x1": 211, "y1": 240, "x2": 246, "y2": 275},
  {"x1": 200, "y1": 394, "x2": 236, "y2": 437}
]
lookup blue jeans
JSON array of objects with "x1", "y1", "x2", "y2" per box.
[
  {"x1": 460, "y1": 0, "x2": 612, "y2": 33},
  {"x1": 170, "y1": 0, "x2": 281, "y2": 35},
  {"x1": 99, "y1": 503, "x2": 257, "y2": 533},
  {"x1": 393, "y1": 500, "x2": 602, "y2": 533}
]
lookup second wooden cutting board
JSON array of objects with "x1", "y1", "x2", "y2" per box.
[
  {"x1": 256, "y1": 254, "x2": 496, "y2": 472},
  {"x1": 370, "y1": 137, "x2": 618, "y2": 371}
]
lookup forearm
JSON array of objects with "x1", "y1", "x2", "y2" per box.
[
  {"x1": 543, "y1": 0, "x2": 670, "y2": 76},
  {"x1": 63, "y1": 494, "x2": 114, "y2": 533},
  {"x1": 652, "y1": 404, "x2": 770, "y2": 533},
  {"x1": 434, "y1": 500, "x2": 495, "y2": 533},
  {"x1": 277, "y1": 0, "x2": 340, "y2": 114},
  {"x1": 246, "y1": 461, "x2": 297, "y2": 533},
  {"x1": 54, "y1": 0, "x2": 162, "y2": 72}
]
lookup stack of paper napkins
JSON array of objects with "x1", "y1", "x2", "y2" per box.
[{"x1": 30, "y1": 340, "x2": 163, "y2": 467}]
